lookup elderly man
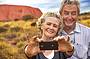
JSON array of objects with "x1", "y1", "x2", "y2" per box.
[{"x1": 59, "y1": 0, "x2": 90, "y2": 59}]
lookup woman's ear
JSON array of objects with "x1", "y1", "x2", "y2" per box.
[{"x1": 41, "y1": 26, "x2": 43, "y2": 30}]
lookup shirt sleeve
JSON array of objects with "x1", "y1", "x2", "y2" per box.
[{"x1": 73, "y1": 43, "x2": 88, "y2": 59}]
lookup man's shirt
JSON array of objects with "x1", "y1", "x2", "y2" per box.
[{"x1": 60, "y1": 23, "x2": 90, "y2": 59}]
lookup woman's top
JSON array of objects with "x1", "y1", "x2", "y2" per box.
[{"x1": 27, "y1": 51, "x2": 67, "y2": 59}]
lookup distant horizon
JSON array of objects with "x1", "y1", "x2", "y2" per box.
[{"x1": 0, "y1": 0, "x2": 90, "y2": 13}]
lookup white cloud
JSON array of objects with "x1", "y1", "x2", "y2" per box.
[
  {"x1": 0, "y1": 0, "x2": 53, "y2": 5},
  {"x1": 40, "y1": 8, "x2": 59, "y2": 13},
  {"x1": 0, "y1": 0, "x2": 59, "y2": 13},
  {"x1": 80, "y1": 7, "x2": 90, "y2": 13},
  {"x1": 0, "y1": 0, "x2": 90, "y2": 13}
]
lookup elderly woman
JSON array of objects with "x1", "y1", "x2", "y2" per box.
[{"x1": 24, "y1": 12, "x2": 74, "y2": 59}]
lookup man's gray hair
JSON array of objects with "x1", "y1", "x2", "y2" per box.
[{"x1": 59, "y1": 0, "x2": 80, "y2": 14}]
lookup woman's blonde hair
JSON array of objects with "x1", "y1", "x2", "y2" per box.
[{"x1": 36, "y1": 12, "x2": 63, "y2": 35}]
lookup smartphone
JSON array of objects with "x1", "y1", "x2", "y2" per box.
[{"x1": 39, "y1": 41, "x2": 58, "y2": 50}]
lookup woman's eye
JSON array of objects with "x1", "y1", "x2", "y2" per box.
[
  {"x1": 46, "y1": 23, "x2": 51, "y2": 25},
  {"x1": 53, "y1": 24, "x2": 58, "y2": 28}
]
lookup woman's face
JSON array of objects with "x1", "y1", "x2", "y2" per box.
[{"x1": 41, "y1": 17, "x2": 60, "y2": 38}]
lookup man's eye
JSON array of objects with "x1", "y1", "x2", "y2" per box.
[
  {"x1": 64, "y1": 11, "x2": 69, "y2": 15},
  {"x1": 71, "y1": 11, "x2": 76, "y2": 15}
]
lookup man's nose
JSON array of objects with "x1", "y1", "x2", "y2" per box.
[
  {"x1": 68, "y1": 16, "x2": 72, "y2": 19},
  {"x1": 68, "y1": 13, "x2": 73, "y2": 19}
]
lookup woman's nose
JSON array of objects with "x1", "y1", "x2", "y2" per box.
[{"x1": 49, "y1": 25, "x2": 53, "y2": 29}]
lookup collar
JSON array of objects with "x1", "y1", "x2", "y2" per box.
[
  {"x1": 43, "y1": 50, "x2": 54, "y2": 59},
  {"x1": 61, "y1": 22, "x2": 81, "y2": 35}
]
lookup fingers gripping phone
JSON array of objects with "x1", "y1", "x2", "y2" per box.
[{"x1": 39, "y1": 41, "x2": 58, "y2": 50}]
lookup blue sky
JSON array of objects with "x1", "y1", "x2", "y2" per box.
[{"x1": 0, "y1": 0, "x2": 90, "y2": 13}]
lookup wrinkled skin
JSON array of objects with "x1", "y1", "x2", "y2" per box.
[
  {"x1": 58, "y1": 37, "x2": 74, "y2": 57},
  {"x1": 25, "y1": 36, "x2": 74, "y2": 57},
  {"x1": 25, "y1": 36, "x2": 40, "y2": 57}
]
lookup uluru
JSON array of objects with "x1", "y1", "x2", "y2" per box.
[{"x1": 0, "y1": 4, "x2": 42, "y2": 21}]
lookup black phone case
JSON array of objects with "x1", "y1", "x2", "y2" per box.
[{"x1": 39, "y1": 41, "x2": 58, "y2": 50}]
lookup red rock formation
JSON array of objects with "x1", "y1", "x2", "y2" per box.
[{"x1": 0, "y1": 4, "x2": 42, "y2": 21}]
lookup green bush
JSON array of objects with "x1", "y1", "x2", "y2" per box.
[
  {"x1": 80, "y1": 19, "x2": 90, "y2": 27},
  {"x1": 0, "y1": 20, "x2": 39, "y2": 59},
  {"x1": 4, "y1": 34, "x2": 17, "y2": 40},
  {"x1": 10, "y1": 26, "x2": 23, "y2": 32},
  {"x1": 22, "y1": 14, "x2": 34, "y2": 21},
  {"x1": 0, "y1": 41, "x2": 18, "y2": 59},
  {"x1": 16, "y1": 41, "x2": 26, "y2": 48},
  {"x1": 0, "y1": 41, "x2": 27, "y2": 59},
  {"x1": 0, "y1": 27, "x2": 8, "y2": 33}
]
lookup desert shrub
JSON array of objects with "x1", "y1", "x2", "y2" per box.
[
  {"x1": 0, "y1": 38, "x2": 4, "y2": 41},
  {"x1": 3, "y1": 24, "x2": 10, "y2": 28},
  {"x1": 0, "y1": 26, "x2": 8, "y2": 33},
  {"x1": 0, "y1": 41, "x2": 18, "y2": 59},
  {"x1": 4, "y1": 34, "x2": 17, "y2": 40},
  {"x1": 10, "y1": 26, "x2": 23, "y2": 32},
  {"x1": 14, "y1": 18, "x2": 19, "y2": 21},
  {"x1": 31, "y1": 22, "x2": 36, "y2": 26},
  {"x1": 16, "y1": 41, "x2": 26, "y2": 48},
  {"x1": 0, "y1": 20, "x2": 39, "y2": 59},
  {"x1": 24, "y1": 27, "x2": 38, "y2": 38},
  {"x1": 22, "y1": 14, "x2": 34, "y2": 21},
  {"x1": 80, "y1": 19, "x2": 90, "y2": 27},
  {"x1": 0, "y1": 41, "x2": 27, "y2": 59}
]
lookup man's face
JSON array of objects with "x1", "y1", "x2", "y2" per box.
[{"x1": 61, "y1": 4, "x2": 78, "y2": 27}]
